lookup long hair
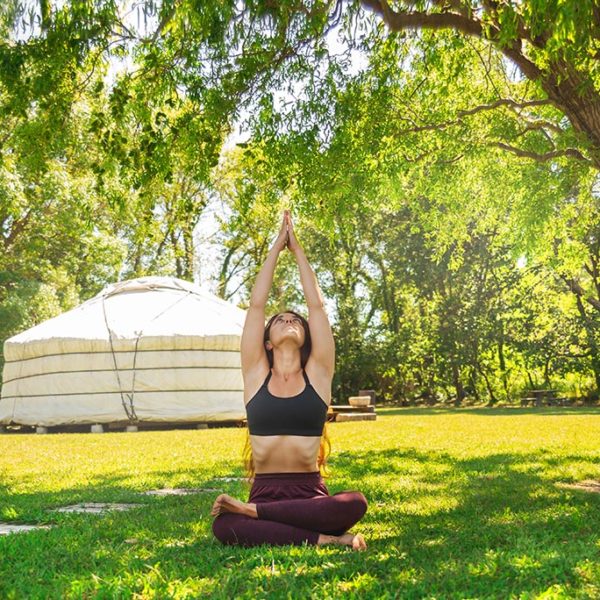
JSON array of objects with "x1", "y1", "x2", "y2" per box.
[{"x1": 242, "y1": 309, "x2": 332, "y2": 487}]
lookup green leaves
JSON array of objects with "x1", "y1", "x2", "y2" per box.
[{"x1": 1, "y1": 1, "x2": 600, "y2": 400}]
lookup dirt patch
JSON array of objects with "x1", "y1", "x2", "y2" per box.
[{"x1": 556, "y1": 480, "x2": 600, "y2": 493}]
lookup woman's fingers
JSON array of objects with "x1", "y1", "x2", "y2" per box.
[
  {"x1": 280, "y1": 212, "x2": 287, "y2": 232},
  {"x1": 287, "y1": 214, "x2": 295, "y2": 235},
  {"x1": 286, "y1": 211, "x2": 293, "y2": 231},
  {"x1": 284, "y1": 213, "x2": 300, "y2": 253},
  {"x1": 272, "y1": 211, "x2": 291, "y2": 253}
]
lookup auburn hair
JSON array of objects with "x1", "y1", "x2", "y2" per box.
[{"x1": 242, "y1": 309, "x2": 332, "y2": 487}]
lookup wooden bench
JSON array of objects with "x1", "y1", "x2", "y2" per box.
[{"x1": 327, "y1": 404, "x2": 376, "y2": 422}]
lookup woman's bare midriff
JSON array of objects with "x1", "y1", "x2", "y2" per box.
[{"x1": 250, "y1": 434, "x2": 321, "y2": 473}]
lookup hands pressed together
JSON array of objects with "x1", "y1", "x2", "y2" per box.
[{"x1": 275, "y1": 209, "x2": 301, "y2": 254}]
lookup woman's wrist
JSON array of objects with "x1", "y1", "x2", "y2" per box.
[
  {"x1": 290, "y1": 245, "x2": 304, "y2": 259},
  {"x1": 271, "y1": 240, "x2": 286, "y2": 255}
]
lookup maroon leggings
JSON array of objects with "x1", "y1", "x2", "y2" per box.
[{"x1": 212, "y1": 471, "x2": 368, "y2": 547}]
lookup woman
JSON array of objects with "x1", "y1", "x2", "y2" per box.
[{"x1": 211, "y1": 210, "x2": 368, "y2": 550}]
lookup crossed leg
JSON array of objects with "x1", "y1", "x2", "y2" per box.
[{"x1": 212, "y1": 491, "x2": 368, "y2": 548}]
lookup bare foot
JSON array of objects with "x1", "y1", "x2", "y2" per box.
[
  {"x1": 318, "y1": 532, "x2": 367, "y2": 551},
  {"x1": 340, "y1": 532, "x2": 367, "y2": 551},
  {"x1": 211, "y1": 494, "x2": 257, "y2": 518}
]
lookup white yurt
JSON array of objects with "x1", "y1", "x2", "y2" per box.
[{"x1": 0, "y1": 276, "x2": 247, "y2": 428}]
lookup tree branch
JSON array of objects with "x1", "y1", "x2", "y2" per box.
[
  {"x1": 490, "y1": 141, "x2": 590, "y2": 163},
  {"x1": 363, "y1": 0, "x2": 482, "y2": 36},
  {"x1": 150, "y1": 2, "x2": 179, "y2": 42},
  {"x1": 393, "y1": 98, "x2": 553, "y2": 135},
  {"x1": 3, "y1": 208, "x2": 34, "y2": 249},
  {"x1": 560, "y1": 274, "x2": 600, "y2": 313},
  {"x1": 360, "y1": 0, "x2": 543, "y2": 81},
  {"x1": 518, "y1": 124, "x2": 555, "y2": 147},
  {"x1": 458, "y1": 98, "x2": 552, "y2": 116}
]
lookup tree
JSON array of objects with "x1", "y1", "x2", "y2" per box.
[{"x1": 361, "y1": 0, "x2": 600, "y2": 168}]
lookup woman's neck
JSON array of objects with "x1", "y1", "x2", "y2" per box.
[{"x1": 271, "y1": 347, "x2": 302, "y2": 381}]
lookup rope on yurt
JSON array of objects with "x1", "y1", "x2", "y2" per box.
[
  {"x1": 102, "y1": 287, "x2": 195, "y2": 423},
  {"x1": 102, "y1": 294, "x2": 138, "y2": 423},
  {"x1": 127, "y1": 288, "x2": 194, "y2": 416}
]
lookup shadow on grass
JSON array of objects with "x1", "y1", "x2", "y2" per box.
[
  {"x1": 0, "y1": 467, "x2": 247, "y2": 522},
  {"x1": 1, "y1": 450, "x2": 600, "y2": 598}
]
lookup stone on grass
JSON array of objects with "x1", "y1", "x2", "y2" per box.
[
  {"x1": 0, "y1": 523, "x2": 51, "y2": 535},
  {"x1": 142, "y1": 488, "x2": 221, "y2": 496},
  {"x1": 164, "y1": 539, "x2": 190, "y2": 547},
  {"x1": 53, "y1": 502, "x2": 140, "y2": 514}
]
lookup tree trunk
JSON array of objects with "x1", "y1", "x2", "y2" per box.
[
  {"x1": 526, "y1": 369, "x2": 536, "y2": 390},
  {"x1": 182, "y1": 222, "x2": 194, "y2": 281},
  {"x1": 452, "y1": 362, "x2": 465, "y2": 406},
  {"x1": 543, "y1": 61, "x2": 600, "y2": 167},
  {"x1": 497, "y1": 326, "x2": 509, "y2": 401},
  {"x1": 469, "y1": 367, "x2": 481, "y2": 404},
  {"x1": 573, "y1": 294, "x2": 600, "y2": 394},
  {"x1": 478, "y1": 362, "x2": 497, "y2": 405},
  {"x1": 543, "y1": 357, "x2": 551, "y2": 388},
  {"x1": 171, "y1": 230, "x2": 182, "y2": 278}
]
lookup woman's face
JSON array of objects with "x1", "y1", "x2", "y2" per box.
[{"x1": 267, "y1": 312, "x2": 306, "y2": 349}]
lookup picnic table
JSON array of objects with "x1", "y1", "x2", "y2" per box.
[{"x1": 520, "y1": 389, "x2": 573, "y2": 407}]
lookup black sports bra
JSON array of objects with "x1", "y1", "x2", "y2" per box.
[{"x1": 246, "y1": 369, "x2": 328, "y2": 436}]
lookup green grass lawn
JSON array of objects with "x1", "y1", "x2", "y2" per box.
[{"x1": 1, "y1": 407, "x2": 600, "y2": 599}]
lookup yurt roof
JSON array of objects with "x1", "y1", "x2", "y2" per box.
[{"x1": 4, "y1": 276, "x2": 248, "y2": 361}]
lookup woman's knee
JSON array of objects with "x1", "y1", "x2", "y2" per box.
[
  {"x1": 212, "y1": 514, "x2": 240, "y2": 545},
  {"x1": 333, "y1": 490, "x2": 368, "y2": 519},
  {"x1": 350, "y1": 491, "x2": 368, "y2": 519}
]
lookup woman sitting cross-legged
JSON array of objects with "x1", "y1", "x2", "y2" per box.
[{"x1": 211, "y1": 209, "x2": 368, "y2": 550}]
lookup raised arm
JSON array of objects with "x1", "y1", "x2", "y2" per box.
[
  {"x1": 286, "y1": 213, "x2": 335, "y2": 376},
  {"x1": 240, "y1": 211, "x2": 289, "y2": 376}
]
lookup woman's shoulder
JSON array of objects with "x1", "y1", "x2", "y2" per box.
[
  {"x1": 304, "y1": 360, "x2": 332, "y2": 406},
  {"x1": 243, "y1": 364, "x2": 271, "y2": 405}
]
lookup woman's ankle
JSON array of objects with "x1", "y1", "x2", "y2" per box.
[
  {"x1": 317, "y1": 533, "x2": 339, "y2": 546},
  {"x1": 317, "y1": 532, "x2": 367, "y2": 551}
]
